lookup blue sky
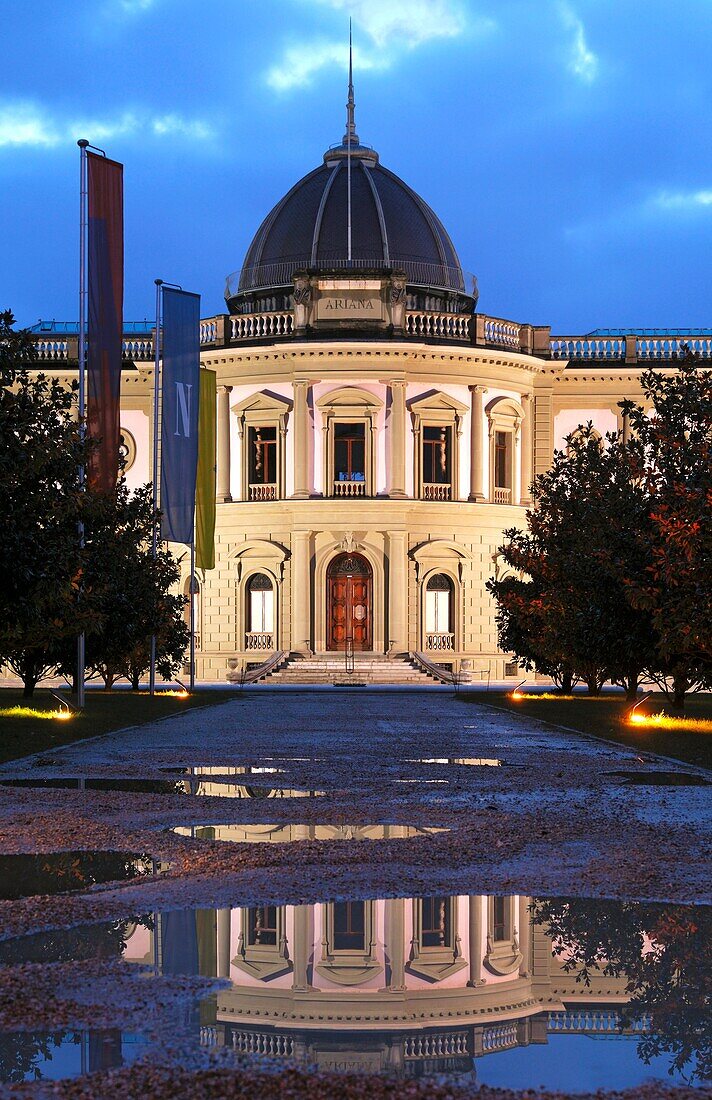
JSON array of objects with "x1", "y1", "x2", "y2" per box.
[{"x1": 2, "y1": 0, "x2": 711, "y2": 332}]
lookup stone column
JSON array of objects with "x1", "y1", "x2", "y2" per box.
[
  {"x1": 468, "y1": 385, "x2": 486, "y2": 502},
  {"x1": 520, "y1": 393, "x2": 533, "y2": 506},
  {"x1": 387, "y1": 531, "x2": 408, "y2": 655},
  {"x1": 216, "y1": 908, "x2": 231, "y2": 977},
  {"x1": 291, "y1": 380, "x2": 311, "y2": 499},
  {"x1": 622, "y1": 407, "x2": 631, "y2": 446},
  {"x1": 291, "y1": 530, "x2": 311, "y2": 654},
  {"x1": 292, "y1": 904, "x2": 314, "y2": 991},
  {"x1": 384, "y1": 898, "x2": 406, "y2": 991},
  {"x1": 387, "y1": 380, "x2": 407, "y2": 498},
  {"x1": 467, "y1": 895, "x2": 484, "y2": 986},
  {"x1": 216, "y1": 386, "x2": 232, "y2": 502}
]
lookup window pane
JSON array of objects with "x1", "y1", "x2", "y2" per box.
[
  {"x1": 333, "y1": 901, "x2": 366, "y2": 951},
  {"x1": 249, "y1": 426, "x2": 277, "y2": 484},
  {"x1": 423, "y1": 426, "x2": 450, "y2": 483},
  {"x1": 248, "y1": 906, "x2": 277, "y2": 946},
  {"x1": 334, "y1": 423, "x2": 365, "y2": 479},
  {"x1": 422, "y1": 897, "x2": 451, "y2": 948},
  {"x1": 493, "y1": 896, "x2": 508, "y2": 942},
  {"x1": 435, "y1": 590, "x2": 450, "y2": 633},
  {"x1": 495, "y1": 431, "x2": 509, "y2": 488}
]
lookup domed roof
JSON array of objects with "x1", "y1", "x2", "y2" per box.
[{"x1": 227, "y1": 77, "x2": 467, "y2": 306}]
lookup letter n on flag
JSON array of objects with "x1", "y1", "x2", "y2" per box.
[
  {"x1": 160, "y1": 288, "x2": 201, "y2": 544},
  {"x1": 196, "y1": 369, "x2": 216, "y2": 570},
  {"x1": 87, "y1": 152, "x2": 123, "y2": 492}
]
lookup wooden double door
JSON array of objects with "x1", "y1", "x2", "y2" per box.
[{"x1": 327, "y1": 553, "x2": 372, "y2": 651}]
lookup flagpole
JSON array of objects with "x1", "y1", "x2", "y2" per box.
[
  {"x1": 77, "y1": 138, "x2": 89, "y2": 709},
  {"x1": 149, "y1": 279, "x2": 163, "y2": 696},
  {"x1": 346, "y1": 19, "x2": 352, "y2": 263},
  {"x1": 189, "y1": 529, "x2": 196, "y2": 692}
]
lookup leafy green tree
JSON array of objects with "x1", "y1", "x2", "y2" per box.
[
  {"x1": 621, "y1": 349, "x2": 712, "y2": 708},
  {"x1": 0, "y1": 311, "x2": 94, "y2": 696},
  {"x1": 488, "y1": 425, "x2": 657, "y2": 696},
  {"x1": 53, "y1": 483, "x2": 190, "y2": 690}
]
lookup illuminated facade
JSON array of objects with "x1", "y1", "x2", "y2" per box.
[{"x1": 28, "y1": 99, "x2": 712, "y2": 685}]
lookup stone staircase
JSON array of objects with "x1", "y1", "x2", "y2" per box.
[{"x1": 257, "y1": 652, "x2": 449, "y2": 686}]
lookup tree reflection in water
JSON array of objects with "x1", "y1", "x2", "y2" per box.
[{"x1": 530, "y1": 897, "x2": 711, "y2": 1084}]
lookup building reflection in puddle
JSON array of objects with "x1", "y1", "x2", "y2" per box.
[
  {"x1": 119, "y1": 893, "x2": 707, "y2": 1088},
  {"x1": 171, "y1": 824, "x2": 447, "y2": 842}
]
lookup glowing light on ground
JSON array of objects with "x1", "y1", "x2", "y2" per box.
[
  {"x1": 138, "y1": 690, "x2": 190, "y2": 698},
  {"x1": 510, "y1": 692, "x2": 610, "y2": 701},
  {"x1": 628, "y1": 712, "x2": 712, "y2": 733},
  {"x1": 0, "y1": 706, "x2": 74, "y2": 721}
]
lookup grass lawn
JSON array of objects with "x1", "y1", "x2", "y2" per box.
[
  {"x1": 460, "y1": 690, "x2": 712, "y2": 770},
  {"x1": 0, "y1": 687, "x2": 238, "y2": 766}
]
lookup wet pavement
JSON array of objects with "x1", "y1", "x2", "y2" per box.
[{"x1": 0, "y1": 692, "x2": 709, "y2": 1095}]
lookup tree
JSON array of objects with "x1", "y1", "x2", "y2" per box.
[
  {"x1": 53, "y1": 483, "x2": 190, "y2": 690},
  {"x1": 531, "y1": 896, "x2": 711, "y2": 1083},
  {"x1": 0, "y1": 311, "x2": 93, "y2": 696},
  {"x1": 488, "y1": 424, "x2": 657, "y2": 697},
  {"x1": 621, "y1": 349, "x2": 712, "y2": 708}
]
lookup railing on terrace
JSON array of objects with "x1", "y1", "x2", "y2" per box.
[
  {"x1": 481, "y1": 1023, "x2": 519, "y2": 1053},
  {"x1": 550, "y1": 337, "x2": 626, "y2": 361},
  {"x1": 406, "y1": 311, "x2": 471, "y2": 340},
  {"x1": 493, "y1": 486, "x2": 512, "y2": 505},
  {"x1": 550, "y1": 333, "x2": 712, "y2": 361},
  {"x1": 245, "y1": 632, "x2": 274, "y2": 651},
  {"x1": 423, "y1": 482, "x2": 452, "y2": 501},
  {"x1": 31, "y1": 337, "x2": 154, "y2": 362},
  {"x1": 426, "y1": 632, "x2": 455, "y2": 651},
  {"x1": 249, "y1": 483, "x2": 277, "y2": 501},
  {"x1": 333, "y1": 478, "x2": 366, "y2": 497},
  {"x1": 230, "y1": 1030, "x2": 294, "y2": 1057},
  {"x1": 549, "y1": 1010, "x2": 651, "y2": 1034},
  {"x1": 403, "y1": 1032, "x2": 469, "y2": 1059},
  {"x1": 226, "y1": 257, "x2": 469, "y2": 296}
]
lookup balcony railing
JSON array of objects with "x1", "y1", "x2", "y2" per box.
[
  {"x1": 493, "y1": 486, "x2": 512, "y2": 505},
  {"x1": 249, "y1": 483, "x2": 277, "y2": 501},
  {"x1": 426, "y1": 632, "x2": 454, "y2": 651},
  {"x1": 230, "y1": 1030, "x2": 294, "y2": 1057},
  {"x1": 481, "y1": 1023, "x2": 519, "y2": 1053},
  {"x1": 406, "y1": 311, "x2": 471, "y2": 341},
  {"x1": 245, "y1": 632, "x2": 274, "y2": 651},
  {"x1": 231, "y1": 311, "x2": 293, "y2": 341},
  {"x1": 483, "y1": 317, "x2": 520, "y2": 349},
  {"x1": 423, "y1": 482, "x2": 452, "y2": 501},
  {"x1": 333, "y1": 479, "x2": 366, "y2": 497},
  {"x1": 403, "y1": 1032, "x2": 469, "y2": 1059}
]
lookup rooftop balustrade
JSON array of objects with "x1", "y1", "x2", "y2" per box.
[{"x1": 25, "y1": 312, "x2": 712, "y2": 364}]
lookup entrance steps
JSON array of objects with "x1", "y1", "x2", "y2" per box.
[{"x1": 257, "y1": 652, "x2": 448, "y2": 686}]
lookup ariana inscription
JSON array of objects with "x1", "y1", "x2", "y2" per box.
[{"x1": 315, "y1": 292, "x2": 384, "y2": 322}]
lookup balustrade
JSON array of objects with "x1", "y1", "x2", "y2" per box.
[
  {"x1": 426, "y1": 632, "x2": 454, "y2": 651},
  {"x1": 405, "y1": 310, "x2": 471, "y2": 340},
  {"x1": 403, "y1": 1032, "x2": 468, "y2": 1059},
  {"x1": 230, "y1": 311, "x2": 293, "y2": 341},
  {"x1": 333, "y1": 479, "x2": 366, "y2": 497},
  {"x1": 245, "y1": 632, "x2": 274, "y2": 651},
  {"x1": 34, "y1": 340, "x2": 68, "y2": 360},
  {"x1": 481, "y1": 1023, "x2": 518, "y2": 1052},
  {"x1": 122, "y1": 337, "x2": 153, "y2": 360},
  {"x1": 422, "y1": 482, "x2": 452, "y2": 501},
  {"x1": 249, "y1": 483, "x2": 277, "y2": 502},
  {"x1": 483, "y1": 318, "x2": 520, "y2": 349},
  {"x1": 550, "y1": 337, "x2": 625, "y2": 361},
  {"x1": 231, "y1": 1030, "x2": 293, "y2": 1057},
  {"x1": 549, "y1": 1010, "x2": 651, "y2": 1034},
  {"x1": 493, "y1": 486, "x2": 512, "y2": 505}
]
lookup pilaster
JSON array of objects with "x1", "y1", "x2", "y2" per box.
[
  {"x1": 216, "y1": 385, "x2": 233, "y2": 502},
  {"x1": 291, "y1": 530, "x2": 311, "y2": 653},
  {"x1": 520, "y1": 393, "x2": 533, "y2": 506},
  {"x1": 386, "y1": 379, "x2": 407, "y2": 498},
  {"x1": 387, "y1": 530, "x2": 408, "y2": 654},
  {"x1": 291, "y1": 380, "x2": 312, "y2": 499},
  {"x1": 468, "y1": 385, "x2": 486, "y2": 501}
]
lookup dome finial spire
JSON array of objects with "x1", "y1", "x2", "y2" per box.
[{"x1": 343, "y1": 19, "x2": 359, "y2": 146}]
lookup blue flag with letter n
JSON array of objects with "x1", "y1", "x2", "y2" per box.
[{"x1": 160, "y1": 288, "x2": 201, "y2": 544}]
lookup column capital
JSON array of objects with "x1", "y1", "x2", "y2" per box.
[
  {"x1": 469, "y1": 383, "x2": 487, "y2": 394},
  {"x1": 218, "y1": 383, "x2": 233, "y2": 395}
]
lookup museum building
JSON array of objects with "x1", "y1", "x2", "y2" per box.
[{"x1": 29, "y1": 92, "x2": 712, "y2": 684}]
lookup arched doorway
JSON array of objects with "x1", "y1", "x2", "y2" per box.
[
  {"x1": 327, "y1": 553, "x2": 372, "y2": 652},
  {"x1": 424, "y1": 573, "x2": 454, "y2": 651}
]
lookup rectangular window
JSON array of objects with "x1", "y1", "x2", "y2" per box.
[
  {"x1": 248, "y1": 905, "x2": 278, "y2": 946},
  {"x1": 334, "y1": 422, "x2": 366, "y2": 481},
  {"x1": 423, "y1": 426, "x2": 451, "y2": 485},
  {"x1": 493, "y1": 896, "x2": 508, "y2": 942},
  {"x1": 333, "y1": 901, "x2": 366, "y2": 951},
  {"x1": 494, "y1": 431, "x2": 509, "y2": 488},
  {"x1": 249, "y1": 426, "x2": 277, "y2": 485},
  {"x1": 421, "y1": 896, "x2": 451, "y2": 948}
]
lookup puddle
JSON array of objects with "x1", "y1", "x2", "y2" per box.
[
  {"x1": 171, "y1": 824, "x2": 447, "y2": 842},
  {"x1": 413, "y1": 757, "x2": 503, "y2": 767},
  {"x1": 0, "y1": 1028, "x2": 149, "y2": 1084},
  {"x1": 607, "y1": 770, "x2": 710, "y2": 787},
  {"x1": 0, "y1": 851, "x2": 153, "y2": 901},
  {"x1": 159, "y1": 765, "x2": 285, "y2": 775},
  {"x1": 0, "y1": 893, "x2": 707, "y2": 1089},
  {"x1": 0, "y1": 777, "x2": 324, "y2": 798}
]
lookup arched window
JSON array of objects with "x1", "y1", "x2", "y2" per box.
[
  {"x1": 425, "y1": 574, "x2": 453, "y2": 649},
  {"x1": 246, "y1": 573, "x2": 274, "y2": 649}
]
